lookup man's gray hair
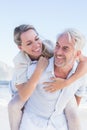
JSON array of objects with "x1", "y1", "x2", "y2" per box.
[
  {"x1": 57, "y1": 29, "x2": 86, "y2": 50},
  {"x1": 14, "y1": 24, "x2": 38, "y2": 46}
]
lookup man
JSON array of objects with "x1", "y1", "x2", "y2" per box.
[{"x1": 19, "y1": 29, "x2": 87, "y2": 130}]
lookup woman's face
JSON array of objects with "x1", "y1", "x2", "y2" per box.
[{"x1": 19, "y1": 29, "x2": 43, "y2": 60}]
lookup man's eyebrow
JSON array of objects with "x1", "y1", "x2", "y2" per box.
[
  {"x1": 63, "y1": 46, "x2": 69, "y2": 48},
  {"x1": 26, "y1": 40, "x2": 31, "y2": 43}
]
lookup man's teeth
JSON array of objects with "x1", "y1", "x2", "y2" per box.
[{"x1": 56, "y1": 56, "x2": 62, "y2": 59}]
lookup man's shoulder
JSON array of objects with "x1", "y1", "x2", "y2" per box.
[
  {"x1": 46, "y1": 57, "x2": 54, "y2": 71},
  {"x1": 49, "y1": 57, "x2": 54, "y2": 63},
  {"x1": 13, "y1": 51, "x2": 31, "y2": 65}
]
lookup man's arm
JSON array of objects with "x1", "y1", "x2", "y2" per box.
[{"x1": 66, "y1": 55, "x2": 87, "y2": 85}]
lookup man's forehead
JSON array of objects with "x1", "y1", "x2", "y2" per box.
[
  {"x1": 58, "y1": 33, "x2": 69, "y2": 41},
  {"x1": 57, "y1": 33, "x2": 75, "y2": 47}
]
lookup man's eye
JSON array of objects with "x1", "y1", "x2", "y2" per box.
[
  {"x1": 63, "y1": 47, "x2": 69, "y2": 51},
  {"x1": 27, "y1": 42, "x2": 32, "y2": 45}
]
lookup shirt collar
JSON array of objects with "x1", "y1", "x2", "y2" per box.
[
  {"x1": 31, "y1": 60, "x2": 38, "y2": 64},
  {"x1": 24, "y1": 53, "x2": 38, "y2": 65},
  {"x1": 48, "y1": 57, "x2": 78, "y2": 79},
  {"x1": 67, "y1": 61, "x2": 78, "y2": 78},
  {"x1": 46, "y1": 57, "x2": 55, "y2": 76}
]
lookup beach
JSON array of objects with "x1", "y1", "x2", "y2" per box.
[
  {"x1": 0, "y1": 105, "x2": 10, "y2": 130},
  {"x1": 0, "y1": 85, "x2": 87, "y2": 130},
  {"x1": 0, "y1": 85, "x2": 11, "y2": 130}
]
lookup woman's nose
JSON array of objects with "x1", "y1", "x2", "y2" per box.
[{"x1": 33, "y1": 42, "x2": 40, "y2": 48}]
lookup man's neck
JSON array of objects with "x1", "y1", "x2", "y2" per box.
[{"x1": 54, "y1": 64, "x2": 73, "y2": 79}]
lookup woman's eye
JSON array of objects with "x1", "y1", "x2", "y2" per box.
[
  {"x1": 36, "y1": 37, "x2": 39, "y2": 41},
  {"x1": 56, "y1": 44, "x2": 59, "y2": 48}
]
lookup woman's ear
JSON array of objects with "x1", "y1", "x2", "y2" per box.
[{"x1": 18, "y1": 45, "x2": 22, "y2": 50}]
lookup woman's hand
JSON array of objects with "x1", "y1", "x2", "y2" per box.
[
  {"x1": 43, "y1": 77, "x2": 67, "y2": 92},
  {"x1": 36, "y1": 56, "x2": 49, "y2": 72}
]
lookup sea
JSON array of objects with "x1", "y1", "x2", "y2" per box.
[{"x1": 0, "y1": 82, "x2": 11, "y2": 106}]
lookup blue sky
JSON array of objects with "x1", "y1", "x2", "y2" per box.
[{"x1": 0, "y1": 0, "x2": 87, "y2": 66}]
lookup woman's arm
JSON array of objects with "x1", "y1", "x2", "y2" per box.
[
  {"x1": 44, "y1": 55, "x2": 87, "y2": 92},
  {"x1": 16, "y1": 57, "x2": 48, "y2": 102},
  {"x1": 66, "y1": 55, "x2": 87, "y2": 84}
]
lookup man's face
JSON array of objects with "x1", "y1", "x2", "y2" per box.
[
  {"x1": 54, "y1": 34, "x2": 77, "y2": 68},
  {"x1": 19, "y1": 29, "x2": 42, "y2": 60}
]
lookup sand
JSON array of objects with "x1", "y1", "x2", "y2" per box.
[
  {"x1": 0, "y1": 105, "x2": 10, "y2": 130},
  {"x1": 78, "y1": 105, "x2": 87, "y2": 130}
]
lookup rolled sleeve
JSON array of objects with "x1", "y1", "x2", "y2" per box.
[
  {"x1": 75, "y1": 85, "x2": 86, "y2": 97},
  {"x1": 14, "y1": 63, "x2": 28, "y2": 85},
  {"x1": 13, "y1": 51, "x2": 31, "y2": 85}
]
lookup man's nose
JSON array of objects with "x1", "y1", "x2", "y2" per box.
[{"x1": 56, "y1": 48, "x2": 63, "y2": 55}]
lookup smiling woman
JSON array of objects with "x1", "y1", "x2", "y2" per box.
[{"x1": 8, "y1": 24, "x2": 54, "y2": 130}]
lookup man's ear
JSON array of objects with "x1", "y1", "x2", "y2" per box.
[
  {"x1": 76, "y1": 50, "x2": 81, "y2": 60},
  {"x1": 77, "y1": 50, "x2": 81, "y2": 57}
]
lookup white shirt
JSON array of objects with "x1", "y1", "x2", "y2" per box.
[{"x1": 21, "y1": 57, "x2": 87, "y2": 129}]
